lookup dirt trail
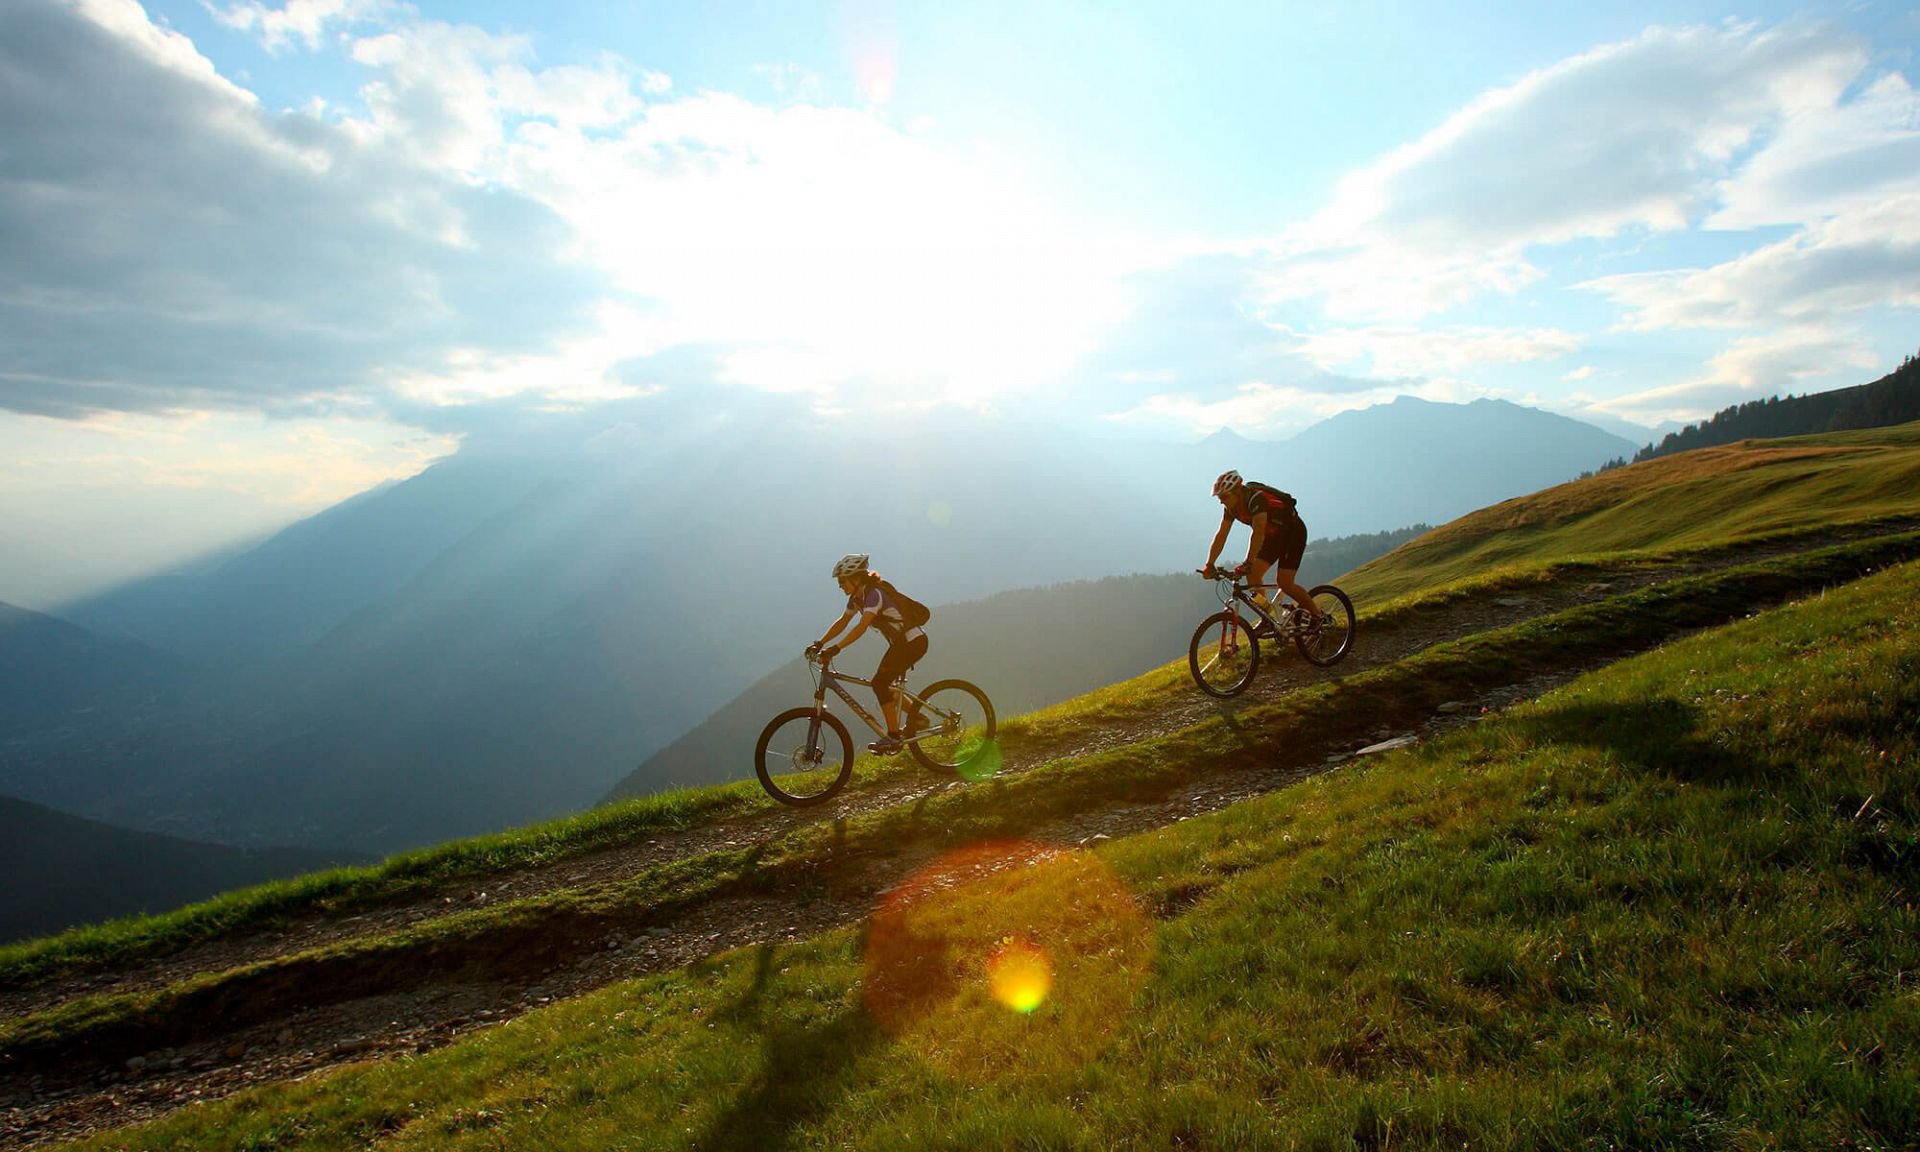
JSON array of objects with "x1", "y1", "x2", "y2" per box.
[{"x1": 4, "y1": 521, "x2": 1915, "y2": 1149}]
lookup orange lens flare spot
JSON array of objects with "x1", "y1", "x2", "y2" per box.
[
  {"x1": 987, "y1": 936, "x2": 1052, "y2": 1014},
  {"x1": 862, "y1": 840, "x2": 1153, "y2": 1079}
]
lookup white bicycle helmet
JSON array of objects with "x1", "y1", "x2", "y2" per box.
[
  {"x1": 1212, "y1": 470, "x2": 1243, "y2": 499},
  {"x1": 832, "y1": 553, "x2": 870, "y2": 580}
]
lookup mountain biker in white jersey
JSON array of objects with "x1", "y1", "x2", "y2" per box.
[
  {"x1": 806, "y1": 554, "x2": 929, "y2": 754},
  {"x1": 1204, "y1": 470, "x2": 1315, "y2": 630}
]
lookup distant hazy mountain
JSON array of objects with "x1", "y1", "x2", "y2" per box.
[
  {"x1": 69, "y1": 459, "x2": 552, "y2": 667},
  {"x1": 20, "y1": 397, "x2": 1629, "y2": 854},
  {"x1": 0, "y1": 600, "x2": 182, "y2": 729},
  {"x1": 1224, "y1": 398, "x2": 1638, "y2": 537},
  {"x1": 0, "y1": 794, "x2": 367, "y2": 944}
]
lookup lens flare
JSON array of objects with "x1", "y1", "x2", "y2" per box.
[
  {"x1": 987, "y1": 935, "x2": 1052, "y2": 1014},
  {"x1": 927, "y1": 500, "x2": 952, "y2": 526},
  {"x1": 863, "y1": 840, "x2": 1153, "y2": 1079},
  {"x1": 955, "y1": 737, "x2": 1002, "y2": 782}
]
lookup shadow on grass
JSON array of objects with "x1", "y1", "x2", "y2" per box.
[
  {"x1": 1508, "y1": 698, "x2": 1754, "y2": 786},
  {"x1": 693, "y1": 918, "x2": 955, "y2": 1151}
]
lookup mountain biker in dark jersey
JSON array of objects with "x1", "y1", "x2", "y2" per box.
[
  {"x1": 806, "y1": 553, "x2": 929, "y2": 754},
  {"x1": 1203, "y1": 470, "x2": 1314, "y2": 628}
]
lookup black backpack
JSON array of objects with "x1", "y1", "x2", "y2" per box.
[
  {"x1": 877, "y1": 578, "x2": 932, "y2": 628},
  {"x1": 1243, "y1": 481, "x2": 1299, "y2": 520}
]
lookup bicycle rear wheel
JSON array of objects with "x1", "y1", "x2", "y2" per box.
[
  {"x1": 1293, "y1": 584, "x2": 1356, "y2": 667},
  {"x1": 754, "y1": 708, "x2": 853, "y2": 806},
  {"x1": 1189, "y1": 610, "x2": 1259, "y2": 697},
  {"x1": 907, "y1": 679, "x2": 997, "y2": 773}
]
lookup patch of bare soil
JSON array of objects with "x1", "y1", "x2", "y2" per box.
[{"x1": 4, "y1": 521, "x2": 1915, "y2": 1149}]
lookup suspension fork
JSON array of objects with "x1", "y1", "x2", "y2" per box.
[{"x1": 808, "y1": 675, "x2": 831, "y2": 748}]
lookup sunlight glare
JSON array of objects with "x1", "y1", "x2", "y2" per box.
[
  {"x1": 988, "y1": 935, "x2": 1053, "y2": 1014},
  {"x1": 863, "y1": 840, "x2": 1152, "y2": 1078}
]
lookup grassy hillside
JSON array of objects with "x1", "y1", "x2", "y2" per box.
[
  {"x1": 1345, "y1": 422, "x2": 1920, "y2": 604},
  {"x1": 62, "y1": 536, "x2": 1920, "y2": 1149},
  {"x1": 1634, "y1": 351, "x2": 1920, "y2": 461}
]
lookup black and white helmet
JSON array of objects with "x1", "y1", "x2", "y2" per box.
[
  {"x1": 1212, "y1": 470, "x2": 1243, "y2": 499},
  {"x1": 832, "y1": 553, "x2": 870, "y2": 580}
]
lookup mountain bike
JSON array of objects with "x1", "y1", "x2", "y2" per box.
[
  {"x1": 753, "y1": 650, "x2": 996, "y2": 807},
  {"x1": 1188, "y1": 567, "x2": 1355, "y2": 697}
]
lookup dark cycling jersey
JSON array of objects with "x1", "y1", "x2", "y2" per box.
[
  {"x1": 847, "y1": 584, "x2": 925, "y2": 647},
  {"x1": 1230, "y1": 484, "x2": 1297, "y2": 528},
  {"x1": 1226, "y1": 483, "x2": 1307, "y2": 568}
]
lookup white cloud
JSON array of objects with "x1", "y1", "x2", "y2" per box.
[
  {"x1": 215, "y1": 0, "x2": 399, "y2": 54},
  {"x1": 1583, "y1": 194, "x2": 1920, "y2": 329},
  {"x1": 1563, "y1": 366, "x2": 1595, "y2": 381},
  {"x1": 1589, "y1": 326, "x2": 1878, "y2": 424},
  {"x1": 1710, "y1": 71, "x2": 1920, "y2": 229},
  {"x1": 1266, "y1": 22, "x2": 1870, "y2": 321},
  {"x1": 494, "y1": 92, "x2": 1138, "y2": 408},
  {"x1": 1285, "y1": 325, "x2": 1581, "y2": 378},
  {"x1": 298, "y1": 12, "x2": 1136, "y2": 410},
  {"x1": 0, "y1": 0, "x2": 601, "y2": 420},
  {"x1": 342, "y1": 21, "x2": 647, "y2": 172}
]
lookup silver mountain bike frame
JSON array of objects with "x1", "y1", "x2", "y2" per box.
[{"x1": 811, "y1": 662, "x2": 940, "y2": 742}]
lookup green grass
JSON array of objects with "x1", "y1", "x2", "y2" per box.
[
  {"x1": 65, "y1": 540, "x2": 1920, "y2": 1151},
  {"x1": 1344, "y1": 422, "x2": 1920, "y2": 604},
  {"x1": 0, "y1": 780, "x2": 772, "y2": 989},
  {"x1": 12, "y1": 530, "x2": 1919, "y2": 1064}
]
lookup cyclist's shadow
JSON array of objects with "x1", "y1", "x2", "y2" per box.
[
  {"x1": 1504, "y1": 697, "x2": 1745, "y2": 783},
  {"x1": 693, "y1": 917, "x2": 957, "y2": 1149}
]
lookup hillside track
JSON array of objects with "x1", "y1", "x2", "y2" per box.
[{"x1": 5, "y1": 518, "x2": 1919, "y2": 1149}]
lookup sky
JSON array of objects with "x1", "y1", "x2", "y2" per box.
[{"x1": 2, "y1": 0, "x2": 1919, "y2": 606}]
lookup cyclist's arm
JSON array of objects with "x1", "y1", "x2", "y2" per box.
[
  {"x1": 1204, "y1": 511, "x2": 1234, "y2": 569},
  {"x1": 1244, "y1": 510, "x2": 1268, "y2": 566},
  {"x1": 832, "y1": 610, "x2": 875, "y2": 651},
  {"x1": 815, "y1": 609, "x2": 855, "y2": 649}
]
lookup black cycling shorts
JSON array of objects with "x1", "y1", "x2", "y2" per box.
[
  {"x1": 1257, "y1": 515, "x2": 1308, "y2": 570},
  {"x1": 873, "y1": 632, "x2": 929, "y2": 702}
]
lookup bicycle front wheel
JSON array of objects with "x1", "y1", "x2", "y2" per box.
[
  {"x1": 1294, "y1": 585, "x2": 1356, "y2": 667},
  {"x1": 1189, "y1": 610, "x2": 1259, "y2": 697},
  {"x1": 907, "y1": 679, "x2": 997, "y2": 773},
  {"x1": 755, "y1": 708, "x2": 853, "y2": 806}
]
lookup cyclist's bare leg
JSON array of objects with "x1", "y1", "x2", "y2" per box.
[
  {"x1": 1243, "y1": 558, "x2": 1277, "y2": 612},
  {"x1": 1247, "y1": 559, "x2": 1313, "y2": 618},
  {"x1": 1271, "y1": 565, "x2": 1314, "y2": 615}
]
